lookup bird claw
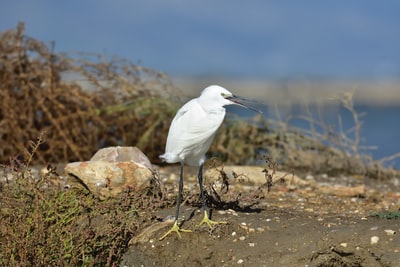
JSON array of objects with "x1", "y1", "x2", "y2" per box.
[
  {"x1": 159, "y1": 220, "x2": 192, "y2": 241},
  {"x1": 197, "y1": 211, "x2": 227, "y2": 229}
]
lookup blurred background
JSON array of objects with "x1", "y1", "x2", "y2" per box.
[{"x1": 1, "y1": 1, "x2": 399, "y2": 168}]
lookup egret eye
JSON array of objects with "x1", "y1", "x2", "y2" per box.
[{"x1": 221, "y1": 93, "x2": 230, "y2": 98}]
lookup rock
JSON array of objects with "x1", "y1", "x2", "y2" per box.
[
  {"x1": 318, "y1": 184, "x2": 365, "y2": 197},
  {"x1": 64, "y1": 146, "x2": 154, "y2": 198},
  {"x1": 370, "y1": 236, "x2": 379, "y2": 245},
  {"x1": 204, "y1": 165, "x2": 307, "y2": 190},
  {"x1": 90, "y1": 146, "x2": 153, "y2": 170},
  {"x1": 384, "y1": 229, "x2": 396, "y2": 236},
  {"x1": 128, "y1": 219, "x2": 174, "y2": 245}
]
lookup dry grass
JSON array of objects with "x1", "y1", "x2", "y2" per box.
[{"x1": 0, "y1": 22, "x2": 179, "y2": 165}]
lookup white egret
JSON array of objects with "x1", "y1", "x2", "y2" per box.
[{"x1": 159, "y1": 85, "x2": 261, "y2": 240}]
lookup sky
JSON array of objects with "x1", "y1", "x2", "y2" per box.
[{"x1": 1, "y1": 1, "x2": 400, "y2": 80}]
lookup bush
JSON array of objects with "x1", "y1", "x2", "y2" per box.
[{"x1": 0, "y1": 22, "x2": 179, "y2": 165}]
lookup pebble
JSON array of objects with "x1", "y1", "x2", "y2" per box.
[
  {"x1": 226, "y1": 209, "x2": 238, "y2": 216},
  {"x1": 239, "y1": 224, "x2": 249, "y2": 231},
  {"x1": 273, "y1": 217, "x2": 281, "y2": 222},
  {"x1": 248, "y1": 242, "x2": 255, "y2": 247},
  {"x1": 239, "y1": 236, "x2": 246, "y2": 241},
  {"x1": 370, "y1": 236, "x2": 379, "y2": 245},
  {"x1": 256, "y1": 227, "x2": 265, "y2": 233},
  {"x1": 306, "y1": 175, "x2": 314, "y2": 180},
  {"x1": 384, "y1": 229, "x2": 396, "y2": 236},
  {"x1": 340, "y1": 242, "x2": 348, "y2": 248},
  {"x1": 237, "y1": 259, "x2": 244, "y2": 264}
]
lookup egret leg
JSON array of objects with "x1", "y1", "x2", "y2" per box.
[
  {"x1": 159, "y1": 162, "x2": 192, "y2": 240},
  {"x1": 196, "y1": 163, "x2": 227, "y2": 228}
]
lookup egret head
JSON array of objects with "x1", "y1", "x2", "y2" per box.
[{"x1": 199, "y1": 85, "x2": 262, "y2": 113}]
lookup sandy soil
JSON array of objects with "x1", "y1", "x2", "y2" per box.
[{"x1": 121, "y1": 166, "x2": 400, "y2": 267}]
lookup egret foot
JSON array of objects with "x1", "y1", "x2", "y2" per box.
[
  {"x1": 197, "y1": 210, "x2": 227, "y2": 229},
  {"x1": 159, "y1": 220, "x2": 192, "y2": 240}
]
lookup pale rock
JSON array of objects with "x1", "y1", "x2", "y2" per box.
[
  {"x1": 64, "y1": 146, "x2": 154, "y2": 198},
  {"x1": 370, "y1": 236, "x2": 379, "y2": 245},
  {"x1": 90, "y1": 146, "x2": 153, "y2": 170},
  {"x1": 318, "y1": 184, "x2": 365, "y2": 197},
  {"x1": 204, "y1": 165, "x2": 306, "y2": 190},
  {"x1": 384, "y1": 229, "x2": 396, "y2": 236}
]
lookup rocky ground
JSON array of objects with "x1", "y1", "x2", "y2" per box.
[{"x1": 122, "y1": 165, "x2": 400, "y2": 267}]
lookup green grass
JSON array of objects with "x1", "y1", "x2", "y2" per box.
[{"x1": 369, "y1": 211, "x2": 400, "y2": 219}]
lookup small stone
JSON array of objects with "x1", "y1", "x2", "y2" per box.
[
  {"x1": 239, "y1": 224, "x2": 249, "y2": 231},
  {"x1": 237, "y1": 259, "x2": 244, "y2": 264},
  {"x1": 370, "y1": 236, "x2": 379, "y2": 245},
  {"x1": 256, "y1": 227, "x2": 265, "y2": 233},
  {"x1": 384, "y1": 229, "x2": 396, "y2": 236},
  {"x1": 231, "y1": 231, "x2": 237, "y2": 237},
  {"x1": 249, "y1": 228, "x2": 255, "y2": 233},
  {"x1": 239, "y1": 236, "x2": 246, "y2": 241},
  {"x1": 248, "y1": 242, "x2": 255, "y2": 247},
  {"x1": 306, "y1": 175, "x2": 314, "y2": 180},
  {"x1": 273, "y1": 217, "x2": 280, "y2": 221},
  {"x1": 340, "y1": 242, "x2": 348, "y2": 248}
]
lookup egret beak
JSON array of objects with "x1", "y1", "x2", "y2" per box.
[{"x1": 226, "y1": 95, "x2": 263, "y2": 114}]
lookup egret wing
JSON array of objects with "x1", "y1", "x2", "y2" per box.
[{"x1": 165, "y1": 99, "x2": 224, "y2": 161}]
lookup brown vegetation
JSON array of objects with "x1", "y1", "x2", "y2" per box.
[{"x1": 0, "y1": 22, "x2": 179, "y2": 165}]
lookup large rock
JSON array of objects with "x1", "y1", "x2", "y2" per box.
[
  {"x1": 65, "y1": 146, "x2": 154, "y2": 198},
  {"x1": 204, "y1": 165, "x2": 308, "y2": 191},
  {"x1": 90, "y1": 146, "x2": 153, "y2": 170}
]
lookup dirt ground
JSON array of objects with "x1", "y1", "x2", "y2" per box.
[{"x1": 121, "y1": 166, "x2": 400, "y2": 267}]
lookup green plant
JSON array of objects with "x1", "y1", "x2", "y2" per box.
[{"x1": 369, "y1": 211, "x2": 400, "y2": 219}]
